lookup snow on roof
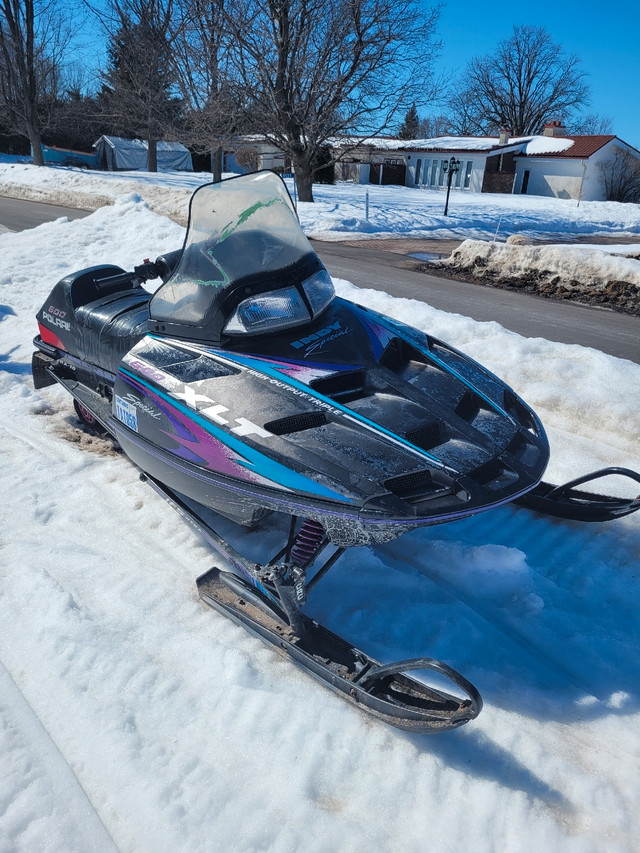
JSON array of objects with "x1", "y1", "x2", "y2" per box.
[
  {"x1": 338, "y1": 134, "x2": 623, "y2": 161},
  {"x1": 522, "y1": 137, "x2": 574, "y2": 155},
  {"x1": 397, "y1": 136, "x2": 530, "y2": 152}
]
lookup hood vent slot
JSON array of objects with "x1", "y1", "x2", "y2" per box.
[
  {"x1": 405, "y1": 421, "x2": 445, "y2": 451},
  {"x1": 379, "y1": 338, "x2": 410, "y2": 372},
  {"x1": 385, "y1": 469, "x2": 436, "y2": 499},
  {"x1": 310, "y1": 370, "x2": 367, "y2": 404},
  {"x1": 467, "y1": 459, "x2": 518, "y2": 491},
  {"x1": 264, "y1": 411, "x2": 328, "y2": 435},
  {"x1": 455, "y1": 391, "x2": 482, "y2": 422}
]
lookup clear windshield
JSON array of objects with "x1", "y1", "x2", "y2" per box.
[{"x1": 150, "y1": 172, "x2": 314, "y2": 326}]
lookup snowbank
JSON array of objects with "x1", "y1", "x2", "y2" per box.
[
  {"x1": 2, "y1": 161, "x2": 640, "y2": 242},
  {"x1": 437, "y1": 240, "x2": 640, "y2": 314}
]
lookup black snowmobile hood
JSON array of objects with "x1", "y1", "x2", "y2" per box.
[{"x1": 121, "y1": 293, "x2": 549, "y2": 529}]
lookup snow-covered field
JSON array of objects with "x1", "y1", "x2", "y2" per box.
[{"x1": 1, "y1": 166, "x2": 640, "y2": 852}]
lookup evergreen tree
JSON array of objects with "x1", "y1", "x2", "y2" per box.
[
  {"x1": 398, "y1": 103, "x2": 420, "y2": 139},
  {"x1": 100, "y1": 0, "x2": 180, "y2": 170}
]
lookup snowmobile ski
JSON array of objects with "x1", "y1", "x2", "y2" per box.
[
  {"x1": 197, "y1": 567, "x2": 483, "y2": 733},
  {"x1": 143, "y1": 471, "x2": 482, "y2": 732}
]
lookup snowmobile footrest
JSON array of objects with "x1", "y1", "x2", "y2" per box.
[
  {"x1": 197, "y1": 567, "x2": 482, "y2": 733},
  {"x1": 515, "y1": 467, "x2": 640, "y2": 521}
]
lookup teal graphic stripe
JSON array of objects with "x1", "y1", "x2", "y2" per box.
[
  {"x1": 119, "y1": 366, "x2": 350, "y2": 502},
  {"x1": 214, "y1": 350, "x2": 445, "y2": 466}
]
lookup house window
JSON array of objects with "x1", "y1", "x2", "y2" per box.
[
  {"x1": 438, "y1": 160, "x2": 446, "y2": 186},
  {"x1": 455, "y1": 165, "x2": 463, "y2": 188},
  {"x1": 463, "y1": 161, "x2": 473, "y2": 188},
  {"x1": 429, "y1": 160, "x2": 437, "y2": 185},
  {"x1": 415, "y1": 158, "x2": 422, "y2": 185}
]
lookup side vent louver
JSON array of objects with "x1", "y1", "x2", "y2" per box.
[
  {"x1": 384, "y1": 469, "x2": 435, "y2": 499},
  {"x1": 263, "y1": 411, "x2": 328, "y2": 435}
]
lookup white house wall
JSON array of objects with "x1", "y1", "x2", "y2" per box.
[
  {"x1": 579, "y1": 141, "x2": 629, "y2": 200},
  {"x1": 514, "y1": 157, "x2": 584, "y2": 200}
]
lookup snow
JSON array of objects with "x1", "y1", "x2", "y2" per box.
[
  {"x1": 440, "y1": 239, "x2": 640, "y2": 304},
  {"x1": 1, "y1": 164, "x2": 640, "y2": 853},
  {"x1": 523, "y1": 137, "x2": 575, "y2": 155}
]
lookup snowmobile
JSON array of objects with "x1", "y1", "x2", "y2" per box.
[{"x1": 32, "y1": 171, "x2": 640, "y2": 733}]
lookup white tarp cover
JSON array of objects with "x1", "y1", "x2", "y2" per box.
[{"x1": 93, "y1": 135, "x2": 192, "y2": 171}]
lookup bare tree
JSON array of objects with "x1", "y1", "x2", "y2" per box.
[
  {"x1": 171, "y1": 0, "x2": 239, "y2": 180},
  {"x1": 598, "y1": 146, "x2": 640, "y2": 203},
  {"x1": 569, "y1": 112, "x2": 613, "y2": 135},
  {"x1": 224, "y1": 0, "x2": 441, "y2": 201},
  {"x1": 99, "y1": 0, "x2": 180, "y2": 171},
  {"x1": 417, "y1": 113, "x2": 455, "y2": 138},
  {"x1": 0, "y1": 0, "x2": 74, "y2": 164},
  {"x1": 449, "y1": 25, "x2": 589, "y2": 136}
]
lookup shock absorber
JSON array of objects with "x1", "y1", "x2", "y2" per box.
[{"x1": 290, "y1": 519, "x2": 326, "y2": 567}]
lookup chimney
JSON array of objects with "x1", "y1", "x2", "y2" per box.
[
  {"x1": 499, "y1": 129, "x2": 510, "y2": 145},
  {"x1": 543, "y1": 120, "x2": 566, "y2": 137}
]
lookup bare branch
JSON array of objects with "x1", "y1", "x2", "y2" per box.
[{"x1": 449, "y1": 25, "x2": 590, "y2": 136}]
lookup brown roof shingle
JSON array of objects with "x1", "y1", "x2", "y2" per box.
[{"x1": 525, "y1": 135, "x2": 616, "y2": 158}]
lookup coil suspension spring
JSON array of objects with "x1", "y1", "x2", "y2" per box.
[{"x1": 290, "y1": 519, "x2": 325, "y2": 567}]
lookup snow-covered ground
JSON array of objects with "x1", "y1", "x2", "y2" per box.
[
  {"x1": 2, "y1": 159, "x2": 639, "y2": 307},
  {"x1": 1, "y1": 167, "x2": 640, "y2": 852},
  {"x1": 2, "y1": 159, "x2": 640, "y2": 244}
]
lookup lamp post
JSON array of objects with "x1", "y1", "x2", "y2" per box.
[{"x1": 442, "y1": 156, "x2": 461, "y2": 216}]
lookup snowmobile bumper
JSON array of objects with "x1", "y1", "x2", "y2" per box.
[{"x1": 515, "y1": 467, "x2": 640, "y2": 522}]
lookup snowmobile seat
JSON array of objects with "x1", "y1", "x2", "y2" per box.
[{"x1": 75, "y1": 289, "x2": 151, "y2": 375}]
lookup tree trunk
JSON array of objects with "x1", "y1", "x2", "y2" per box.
[
  {"x1": 294, "y1": 162, "x2": 314, "y2": 202},
  {"x1": 211, "y1": 145, "x2": 222, "y2": 182},
  {"x1": 27, "y1": 125, "x2": 44, "y2": 166},
  {"x1": 147, "y1": 137, "x2": 158, "y2": 172}
]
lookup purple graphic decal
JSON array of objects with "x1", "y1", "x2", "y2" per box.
[
  {"x1": 121, "y1": 374, "x2": 279, "y2": 487},
  {"x1": 352, "y1": 310, "x2": 396, "y2": 357},
  {"x1": 210, "y1": 348, "x2": 338, "y2": 385}
]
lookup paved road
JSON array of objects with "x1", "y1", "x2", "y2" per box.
[
  {"x1": 2, "y1": 195, "x2": 638, "y2": 363},
  {"x1": 313, "y1": 241, "x2": 640, "y2": 364},
  {"x1": 0, "y1": 195, "x2": 90, "y2": 231}
]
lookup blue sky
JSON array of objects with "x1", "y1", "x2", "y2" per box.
[
  {"x1": 430, "y1": 0, "x2": 640, "y2": 148},
  {"x1": 73, "y1": 0, "x2": 640, "y2": 149}
]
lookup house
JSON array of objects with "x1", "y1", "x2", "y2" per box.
[
  {"x1": 511, "y1": 122, "x2": 638, "y2": 201},
  {"x1": 222, "y1": 137, "x2": 289, "y2": 174},
  {"x1": 93, "y1": 136, "x2": 193, "y2": 171},
  {"x1": 220, "y1": 126, "x2": 640, "y2": 201},
  {"x1": 334, "y1": 124, "x2": 640, "y2": 202}
]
